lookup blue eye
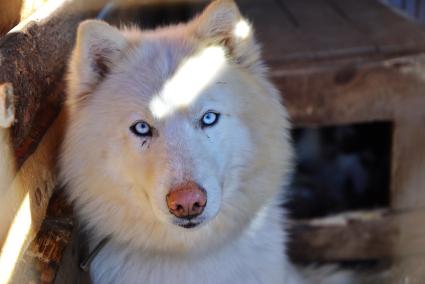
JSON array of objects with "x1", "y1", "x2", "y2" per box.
[
  {"x1": 130, "y1": 121, "x2": 152, "y2": 137},
  {"x1": 201, "y1": 111, "x2": 220, "y2": 128}
]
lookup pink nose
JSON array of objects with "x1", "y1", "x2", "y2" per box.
[{"x1": 166, "y1": 181, "x2": 207, "y2": 219}]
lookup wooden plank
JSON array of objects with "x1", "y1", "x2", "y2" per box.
[
  {"x1": 240, "y1": 0, "x2": 425, "y2": 64},
  {"x1": 288, "y1": 208, "x2": 425, "y2": 262},
  {"x1": 237, "y1": 0, "x2": 317, "y2": 63},
  {"x1": 387, "y1": 50, "x2": 425, "y2": 210},
  {"x1": 328, "y1": 0, "x2": 425, "y2": 55},
  {"x1": 271, "y1": 53, "x2": 425, "y2": 126},
  {"x1": 388, "y1": 66, "x2": 425, "y2": 283},
  {"x1": 391, "y1": 117, "x2": 425, "y2": 210},
  {"x1": 277, "y1": 0, "x2": 375, "y2": 60},
  {"x1": 386, "y1": 255, "x2": 425, "y2": 283}
]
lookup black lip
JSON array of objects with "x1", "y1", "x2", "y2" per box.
[{"x1": 179, "y1": 222, "x2": 199, "y2": 229}]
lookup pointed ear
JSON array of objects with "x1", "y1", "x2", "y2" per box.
[
  {"x1": 67, "y1": 20, "x2": 128, "y2": 107},
  {"x1": 192, "y1": 0, "x2": 261, "y2": 69}
]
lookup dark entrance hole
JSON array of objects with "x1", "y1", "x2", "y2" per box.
[{"x1": 286, "y1": 122, "x2": 392, "y2": 219}]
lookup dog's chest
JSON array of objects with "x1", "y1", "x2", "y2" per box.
[{"x1": 89, "y1": 232, "x2": 292, "y2": 284}]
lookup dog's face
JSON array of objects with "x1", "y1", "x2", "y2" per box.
[{"x1": 61, "y1": 0, "x2": 292, "y2": 253}]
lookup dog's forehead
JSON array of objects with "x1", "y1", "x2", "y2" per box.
[
  {"x1": 115, "y1": 32, "x2": 228, "y2": 118},
  {"x1": 121, "y1": 34, "x2": 197, "y2": 100},
  {"x1": 148, "y1": 44, "x2": 228, "y2": 119}
]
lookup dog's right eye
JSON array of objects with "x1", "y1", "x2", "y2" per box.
[{"x1": 130, "y1": 121, "x2": 152, "y2": 137}]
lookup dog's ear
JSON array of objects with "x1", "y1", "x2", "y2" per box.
[
  {"x1": 192, "y1": 0, "x2": 261, "y2": 69},
  {"x1": 67, "y1": 20, "x2": 127, "y2": 107}
]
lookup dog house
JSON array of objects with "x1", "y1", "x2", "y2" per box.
[{"x1": 1, "y1": 0, "x2": 425, "y2": 283}]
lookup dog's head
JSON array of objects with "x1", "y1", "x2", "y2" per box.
[{"x1": 61, "y1": 0, "x2": 292, "y2": 253}]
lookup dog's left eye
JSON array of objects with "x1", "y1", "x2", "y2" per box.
[
  {"x1": 130, "y1": 121, "x2": 152, "y2": 137},
  {"x1": 201, "y1": 111, "x2": 220, "y2": 128}
]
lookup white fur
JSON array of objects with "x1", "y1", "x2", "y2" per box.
[{"x1": 60, "y1": 1, "x2": 352, "y2": 283}]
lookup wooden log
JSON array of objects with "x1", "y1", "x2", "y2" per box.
[
  {"x1": 0, "y1": 1, "x2": 105, "y2": 166},
  {"x1": 7, "y1": 189, "x2": 74, "y2": 284},
  {"x1": 0, "y1": 1, "x2": 22, "y2": 35},
  {"x1": 0, "y1": 110, "x2": 67, "y2": 283},
  {"x1": 0, "y1": 83, "x2": 16, "y2": 246}
]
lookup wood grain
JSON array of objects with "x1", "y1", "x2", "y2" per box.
[
  {"x1": 271, "y1": 54, "x2": 425, "y2": 127},
  {"x1": 288, "y1": 208, "x2": 425, "y2": 262}
]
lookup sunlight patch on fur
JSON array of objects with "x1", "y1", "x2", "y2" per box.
[
  {"x1": 0, "y1": 193, "x2": 32, "y2": 284},
  {"x1": 233, "y1": 19, "x2": 251, "y2": 40},
  {"x1": 149, "y1": 46, "x2": 226, "y2": 119}
]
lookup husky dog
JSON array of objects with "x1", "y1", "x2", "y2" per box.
[{"x1": 60, "y1": 1, "x2": 351, "y2": 283}]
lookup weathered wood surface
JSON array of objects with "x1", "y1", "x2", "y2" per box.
[
  {"x1": 0, "y1": 109, "x2": 68, "y2": 284},
  {"x1": 241, "y1": 0, "x2": 425, "y2": 64},
  {"x1": 0, "y1": 1, "x2": 102, "y2": 166},
  {"x1": 0, "y1": 1, "x2": 62, "y2": 36},
  {"x1": 0, "y1": 1, "x2": 22, "y2": 35},
  {"x1": 271, "y1": 54, "x2": 425, "y2": 127},
  {"x1": 289, "y1": 210, "x2": 392, "y2": 262},
  {"x1": 389, "y1": 115, "x2": 425, "y2": 282},
  {"x1": 391, "y1": 115, "x2": 425, "y2": 210},
  {"x1": 8, "y1": 189, "x2": 74, "y2": 284},
  {"x1": 289, "y1": 208, "x2": 425, "y2": 262}
]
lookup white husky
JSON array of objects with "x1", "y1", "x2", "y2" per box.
[{"x1": 60, "y1": 1, "x2": 352, "y2": 283}]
